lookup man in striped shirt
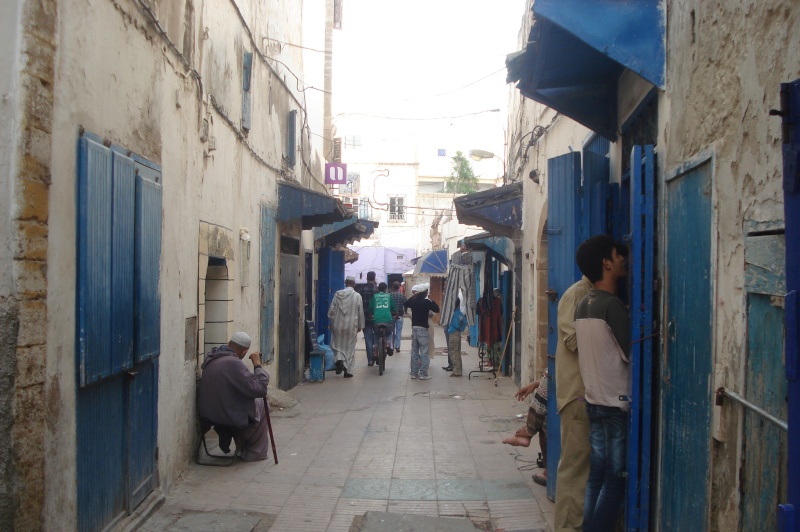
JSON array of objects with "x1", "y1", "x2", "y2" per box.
[{"x1": 390, "y1": 281, "x2": 407, "y2": 352}]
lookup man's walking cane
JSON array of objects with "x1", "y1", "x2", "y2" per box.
[{"x1": 263, "y1": 396, "x2": 278, "y2": 464}]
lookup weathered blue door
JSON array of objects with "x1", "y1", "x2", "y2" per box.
[
  {"x1": 316, "y1": 247, "x2": 344, "y2": 344},
  {"x1": 76, "y1": 134, "x2": 161, "y2": 530},
  {"x1": 546, "y1": 151, "x2": 582, "y2": 501},
  {"x1": 626, "y1": 145, "x2": 655, "y2": 531},
  {"x1": 260, "y1": 205, "x2": 277, "y2": 363},
  {"x1": 659, "y1": 156, "x2": 713, "y2": 531},
  {"x1": 777, "y1": 78, "x2": 800, "y2": 532}
]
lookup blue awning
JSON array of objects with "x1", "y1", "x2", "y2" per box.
[
  {"x1": 460, "y1": 232, "x2": 514, "y2": 266},
  {"x1": 412, "y1": 249, "x2": 449, "y2": 277},
  {"x1": 506, "y1": 0, "x2": 665, "y2": 141},
  {"x1": 313, "y1": 215, "x2": 378, "y2": 247},
  {"x1": 277, "y1": 181, "x2": 350, "y2": 229},
  {"x1": 453, "y1": 183, "x2": 523, "y2": 238}
]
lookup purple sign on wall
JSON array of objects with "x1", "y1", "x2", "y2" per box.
[{"x1": 325, "y1": 163, "x2": 347, "y2": 185}]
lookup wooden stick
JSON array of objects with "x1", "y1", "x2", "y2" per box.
[{"x1": 263, "y1": 396, "x2": 278, "y2": 464}]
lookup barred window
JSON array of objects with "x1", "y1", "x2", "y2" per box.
[
  {"x1": 358, "y1": 197, "x2": 371, "y2": 219},
  {"x1": 389, "y1": 196, "x2": 405, "y2": 222}
]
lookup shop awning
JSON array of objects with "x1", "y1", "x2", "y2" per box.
[
  {"x1": 277, "y1": 181, "x2": 350, "y2": 229},
  {"x1": 411, "y1": 249, "x2": 449, "y2": 277},
  {"x1": 506, "y1": 0, "x2": 665, "y2": 141},
  {"x1": 453, "y1": 183, "x2": 523, "y2": 238},
  {"x1": 313, "y1": 215, "x2": 378, "y2": 247},
  {"x1": 460, "y1": 232, "x2": 514, "y2": 266}
]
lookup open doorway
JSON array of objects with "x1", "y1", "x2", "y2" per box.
[{"x1": 202, "y1": 257, "x2": 232, "y2": 354}]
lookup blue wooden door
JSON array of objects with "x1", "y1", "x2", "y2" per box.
[
  {"x1": 316, "y1": 248, "x2": 344, "y2": 344},
  {"x1": 76, "y1": 134, "x2": 161, "y2": 530},
  {"x1": 260, "y1": 205, "x2": 277, "y2": 363},
  {"x1": 777, "y1": 78, "x2": 800, "y2": 532},
  {"x1": 546, "y1": 151, "x2": 582, "y2": 501},
  {"x1": 659, "y1": 157, "x2": 713, "y2": 531},
  {"x1": 626, "y1": 146, "x2": 655, "y2": 530},
  {"x1": 582, "y1": 135, "x2": 611, "y2": 239}
]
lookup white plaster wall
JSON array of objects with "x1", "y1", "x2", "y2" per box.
[
  {"x1": 0, "y1": 0, "x2": 22, "y2": 298},
  {"x1": 44, "y1": 0, "x2": 328, "y2": 526}
]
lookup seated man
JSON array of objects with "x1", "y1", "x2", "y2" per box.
[
  {"x1": 198, "y1": 331, "x2": 270, "y2": 461},
  {"x1": 503, "y1": 368, "x2": 549, "y2": 486}
]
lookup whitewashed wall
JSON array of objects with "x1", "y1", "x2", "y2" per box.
[{"x1": 40, "y1": 0, "x2": 328, "y2": 527}]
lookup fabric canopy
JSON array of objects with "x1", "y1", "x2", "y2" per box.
[
  {"x1": 277, "y1": 181, "x2": 350, "y2": 229},
  {"x1": 412, "y1": 249, "x2": 449, "y2": 277}
]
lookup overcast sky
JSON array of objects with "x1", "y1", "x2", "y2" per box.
[{"x1": 332, "y1": 0, "x2": 527, "y2": 153}]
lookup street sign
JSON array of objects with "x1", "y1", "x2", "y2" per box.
[{"x1": 325, "y1": 163, "x2": 347, "y2": 185}]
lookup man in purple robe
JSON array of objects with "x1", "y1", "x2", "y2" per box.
[{"x1": 198, "y1": 331, "x2": 270, "y2": 461}]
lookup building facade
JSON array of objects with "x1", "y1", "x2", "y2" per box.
[
  {"x1": 0, "y1": 0, "x2": 346, "y2": 529},
  {"x1": 505, "y1": 0, "x2": 798, "y2": 529}
]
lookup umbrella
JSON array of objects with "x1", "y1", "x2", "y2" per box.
[{"x1": 412, "y1": 249, "x2": 449, "y2": 277}]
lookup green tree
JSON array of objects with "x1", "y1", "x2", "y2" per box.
[{"x1": 445, "y1": 151, "x2": 479, "y2": 194}]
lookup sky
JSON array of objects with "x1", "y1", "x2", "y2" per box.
[{"x1": 331, "y1": 0, "x2": 527, "y2": 155}]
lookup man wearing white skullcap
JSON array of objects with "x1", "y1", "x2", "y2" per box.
[{"x1": 198, "y1": 331, "x2": 271, "y2": 461}]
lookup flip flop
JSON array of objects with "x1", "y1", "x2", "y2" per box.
[{"x1": 532, "y1": 473, "x2": 547, "y2": 486}]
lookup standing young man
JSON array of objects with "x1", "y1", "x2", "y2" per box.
[
  {"x1": 574, "y1": 235, "x2": 629, "y2": 532},
  {"x1": 404, "y1": 284, "x2": 439, "y2": 380},
  {"x1": 554, "y1": 274, "x2": 593, "y2": 531}
]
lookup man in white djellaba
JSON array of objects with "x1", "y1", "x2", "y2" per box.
[{"x1": 328, "y1": 276, "x2": 365, "y2": 378}]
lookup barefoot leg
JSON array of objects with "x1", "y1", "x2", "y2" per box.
[{"x1": 502, "y1": 435, "x2": 532, "y2": 447}]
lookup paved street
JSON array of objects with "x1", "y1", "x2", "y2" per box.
[{"x1": 140, "y1": 323, "x2": 554, "y2": 531}]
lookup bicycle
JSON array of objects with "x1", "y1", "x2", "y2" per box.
[{"x1": 374, "y1": 323, "x2": 391, "y2": 376}]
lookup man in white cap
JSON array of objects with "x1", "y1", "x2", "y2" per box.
[
  {"x1": 328, "y1": 276, "x2": 365, "y2": 378},
  {"x1": 403, "y1": 283, "x2": 439, "y2": 380},
  {"x1": 198, "y1": 331, "x2": 271, "y2": 461}
]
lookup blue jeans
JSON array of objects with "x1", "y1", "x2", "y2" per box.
[
  {"x1": 410, "y1": 327, "x2": 430, "y2": 377},
  {"x1": 392, "y1": 318, "x2": 404, "y2": 350},
  {"x1": 584, "y1": 404, "x2": 628, "y2": 532},
  {"x1": 364, "y1": 326, "x2": 375, "y2": 364}
]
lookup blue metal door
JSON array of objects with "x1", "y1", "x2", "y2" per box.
[
  {"x1": 777, "y1": 78, "x2": 800, "y2": 532},
  {"x1": 659, "y1": 157, "x2": 712, "y2": 531},
  {"x1": 546, "y1": 151, "x2": 582, "y2": 501},
  {"x1": 260, "y1": 205, "x2": 277, "y2": 363},
  {"x1": 626, "y1": 146, "x2": 655, "y2": 531},
  {"x1": 76, "y1": 134, "x2": 161, "y2": 530}
]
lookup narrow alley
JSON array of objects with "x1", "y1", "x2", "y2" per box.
[{"x1": 139, "y1": 323, "x2": 553, "y2": 532}]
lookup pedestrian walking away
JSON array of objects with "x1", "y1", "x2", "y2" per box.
[
  {"x1": 574, "y1": 235, "x2": 630, "y2": 532},
  {"x1": 359, "y1": 271, "x2": 379, "y2": 366},
  {"x1": 328, "y1": 276, "x2": 365, "y2": 378},
  {"x1": 390, "y1": 281, "x2": 407, "y2": 351},
  {"x1": 404, "y1": 284, "x2": 440, "y2": 380},
  {"x1": 370, "y1": 282, "x2": 396, "y2": 362}
]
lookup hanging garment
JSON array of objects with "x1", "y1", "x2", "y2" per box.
[{"x1": 439, "y1": 250, "x2": 476, "y2": 329}]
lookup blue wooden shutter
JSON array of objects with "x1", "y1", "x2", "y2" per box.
[
  {"x1": 626, "y1": 145, "x2": 655, "y2": 530},
  {"x1": 134, "y1": 165, "x2": 162, "y2": 362},
  {"x1": 111, "y1": 152, "x2": 136, "y2": 373},
  {"x1": 261, "y1": 205, "x2": 277, "y2": 362},
  {"x1": 242, "y1": 51, "x2": 253, "y2": 131},
  {"x1": 545, "y1": 150, "x2": 582, "y2": 501},
  {"x1": 77, "y1": 137, "x2": 114, "y2": 386},
  {"x1": 287, "y1": 109, "x2": 297, "y2": 168}
]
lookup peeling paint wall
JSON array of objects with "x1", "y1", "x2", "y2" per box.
[{"x1": 663, "y1": 2, "x2": 800, "y2": 529}]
